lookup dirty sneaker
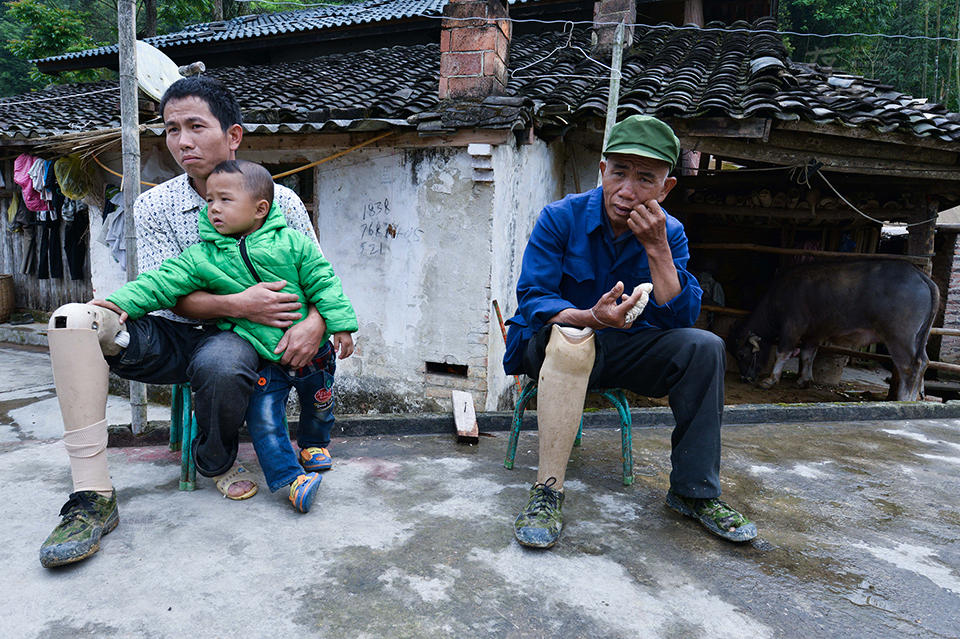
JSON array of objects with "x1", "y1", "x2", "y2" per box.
[
  {"x1": 39, "y1": 490, "x2": 119, "y2": 568},
  {"x1": 289, "y1": 473, "x2": 323, "y2": 513},
  {"x1": 514, "y1": 477, "x2": 565, "y2": 548},
  {"x1": 665, "y1": 491, "x2": 757, "y2": 542},
  {"x1": 299, "y1": 447, "x2": 333, "y2": 472}
]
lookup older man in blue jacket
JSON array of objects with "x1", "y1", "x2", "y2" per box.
[{"x1": 504, "y1": 115, "x2": 756, "y2": 548}]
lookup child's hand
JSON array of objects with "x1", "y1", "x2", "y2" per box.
[
  {"x1": 90, "y1": 299, "x2": 128, "y2": 324},
  {"x1": 332, "y1": 331, "x2": 354, "y2": 359}
]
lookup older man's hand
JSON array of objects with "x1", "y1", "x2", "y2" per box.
[
  {"x1": 590, "y1": 281, "x2": 648, "y2": 328},
  {"x1": 627, "y1": 199, "x2": 669, "y2": 250}
]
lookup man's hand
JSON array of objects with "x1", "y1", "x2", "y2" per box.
[
  {"x1": 90, "y1": 299, "x2": 128, "y2": 324},
  {"x1": 332, "y1": 332, "x2": 355, "y2": 359},
  {"x1": 627, "y1": 199, "x2": 682, "y2": 304},
  {"x1": 233, "y1": 281, "x2": 303, "y2": 327},
  {"x1": 590, "y1": 281, "x2": 648, "y2": 329},
  {"x1": 626, "y1": 199, "x2": 669, "y2": 249},
  {"x1": 275, "y1": 309, "x2": 326, "y2": 368}
]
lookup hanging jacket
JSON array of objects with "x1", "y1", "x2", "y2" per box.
[
  {"x1": 12, "y1": 154, "x2": 48, "y2": 212},
  {"x1": 108, "y1": 202, "x2": 358, "y2": 362}
]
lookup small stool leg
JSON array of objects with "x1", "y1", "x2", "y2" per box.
[
  {"x1": 169, "y1": 384, "x2": 184, "y2": 451},
  {"x1": 179, "y1": 386, "x2": 196, "y2": 491},
  {"x1": 505, "y1": 381, "x2": 538, "y2": 469},
  {"x1": 614, "y1": 390, "x2": 633, "y2": 485}
]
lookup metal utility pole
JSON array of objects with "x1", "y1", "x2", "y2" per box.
[{"x1": 118, "y1": 0, "x2": 148, "y2": 434}]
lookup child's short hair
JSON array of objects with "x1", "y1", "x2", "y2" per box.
[{"x1": 210, "y1": 160, "x2": 274, "y2": 205}]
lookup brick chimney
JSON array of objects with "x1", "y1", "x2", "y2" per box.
[
  {"x1": 592, "y1": 0, "x2": 635, "y2": 53},
  {"x1": 439, "y1": 0, "x2": 511, "y2": 99}
]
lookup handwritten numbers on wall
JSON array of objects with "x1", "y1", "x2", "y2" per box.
[{"x1": 358, "y1": 197, "x2": 424, "y2": 258}]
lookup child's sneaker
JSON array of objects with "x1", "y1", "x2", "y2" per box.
[
  {"x1": 299, "y1": 447, "x2": 333, "y2": 472},
  {"x1": 289, "y1": 473, "x2": 322, "y2": 513}
]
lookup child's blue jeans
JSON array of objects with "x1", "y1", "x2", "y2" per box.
[{"x1": 245, "y1": 341, "x2": 337, "y2": 492}]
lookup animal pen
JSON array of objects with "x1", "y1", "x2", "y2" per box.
[{"x1": 661, "y1": 112, "x2": 960, "y2": 392}]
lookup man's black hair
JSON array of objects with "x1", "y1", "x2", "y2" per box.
[
  {"x1": 210, "y1": 159, "x2": 274, "y2": 205},
  {"x1": 159, "y1": 77, "x2": 243, "y2": 132}
]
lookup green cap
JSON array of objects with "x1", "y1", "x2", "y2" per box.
[{"x1": 603, "y1": 115, "x2": 680, "y2": 170}]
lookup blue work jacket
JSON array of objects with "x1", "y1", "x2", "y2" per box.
[{"x1": 503, "y1": 187, "x2": 703, "y2": 374}]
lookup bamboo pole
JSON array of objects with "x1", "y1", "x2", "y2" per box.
[
  {"x1": 930, "y1": 327, "x2": 960, "y2": 336},
  {"x1": 689, "y1": 243, "x2": 930, "y2": 266},
  {"x1": 702, "y1": 304, "x2": 959, "y2": 338},
  {"x1": 819, "y1": 344, "x2": 960, "y2": 374},
  {"x1": 118, "y1": 1, "x2": 147, "y2": 434}
]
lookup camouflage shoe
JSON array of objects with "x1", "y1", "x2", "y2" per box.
[
  {"x1": 39, "y1": 490, "x2": 119, "y2": 568},
  {"x1": 514, "y1": 477, "x2": 565, "y2": 548},
  {"x1": 666, "y1": 491, "x2": 757, "y2": 543}
]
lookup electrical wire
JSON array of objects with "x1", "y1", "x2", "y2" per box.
[
  {"x1": 229, "y1": 1, "x2": 960, "y2": 43},
  {"x1": 0, "y1": 86, "x2": 119, "y2": 108},
  {"x1": 816, "y1": 169, "x2": 940, "y2": 227}
]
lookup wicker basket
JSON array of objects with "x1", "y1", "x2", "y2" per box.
[{"x1": 0, "y1": 274, "x2": 14, "y2": 323}]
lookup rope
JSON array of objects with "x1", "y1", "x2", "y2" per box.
[
  {"x1": 270, "y1": 130, "x2": 393, "y2": 178},
  {"x1": 92, "y1": 154, "x2": 158, "y2": 187},
  {"x1": 91, "y1": 130, "x2": 394, "y2": 188}
]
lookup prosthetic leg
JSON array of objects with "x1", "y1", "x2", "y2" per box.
[
  {"x1": 536, "y1": 325, "x2": 595, "y2": 489},
  {"x1": 514, "y1": 325, "x2": 596, "y2": 548},
  {"x1": 47, "y1": 303, "x2": 129, "y2": 496}
]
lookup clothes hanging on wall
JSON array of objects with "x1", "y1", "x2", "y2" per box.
[
  {"x1": 37, "y1": 218, "x2": 63, "y2": 280},
  {"x1": 42, "y1": 160, "x2": 64, "y2": 221},
  {"x1": 6, "y1": 190, "x2": 38, "y2": 275},
  {"x1": 62, "y1": 199, "x2": 88, "y2": 280},
  {"x1": 96, "y1": 189, "x2": 126, "y2": 271},
  {"x1": 13, "y1": 154, "x2": 48, "y2": 213},
  {"x1": 6, "y1": 191, "x2": 19, "y2": 225}
]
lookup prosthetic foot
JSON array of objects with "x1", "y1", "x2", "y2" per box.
[
  {"x1": 40, "y1": 304, "x2": 129, "y2": 567},
  {"x1": 514, "y1": 326, "x2": 595, "y2": 549}
]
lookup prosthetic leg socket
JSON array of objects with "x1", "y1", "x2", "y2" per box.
[
  {"x1": 536, "y1": 325, "x2": 595, "y2": 488},
  {"x1": 48, "y1": 303, "x2": 120, "y2": 495}
]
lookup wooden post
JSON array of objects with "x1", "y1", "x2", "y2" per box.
[
  {"x1": 683, "y1": 0, "x2": 704, "y2": 25},
  {"x1": 118, "y1": 0, "x2": 147, "y2": 434},
  {"x1": 451, "y1": 390, "x2": 479, "y2": 444},
  {"x1": 908, "y1": 197, "x2": 938, "y2": 276},
  {"x1": 597, "y1": 20, "x2": 625, "y2": 187}
]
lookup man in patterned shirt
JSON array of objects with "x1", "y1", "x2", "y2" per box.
[{"x1": 39, "y1": 77, "x2": 329, "y2": 568}]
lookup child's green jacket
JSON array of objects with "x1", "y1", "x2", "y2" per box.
[{"x1": 108, "y1": 202, "x2": 358, "y2": 362}]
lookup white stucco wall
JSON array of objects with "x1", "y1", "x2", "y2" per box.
[
  {"x1": 486, "y1": 139, "x2": 565, "y2": 411},
  {"x1": 298, "y1": 145, "x2": 496, "y2": 412}
]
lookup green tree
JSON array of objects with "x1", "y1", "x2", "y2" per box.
[
  {"x1": 4, "y1": 0, "x2": 106, "y2": 85},
  {"x1": 0, "y1": 0, "x2": 366, "y2": 97},
  {"x1": 780, "y1": 0, "x2": 960, "y2": 110}
]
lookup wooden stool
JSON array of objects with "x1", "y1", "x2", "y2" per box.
[
  {"x1": 504, "y1": 379, "x2": 634, "y2": 485},
  {"x1": 169, "y1": 383, "x2": 197, "y2": 491}
]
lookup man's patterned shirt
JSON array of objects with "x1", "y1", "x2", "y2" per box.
[{"x1": 133, "y1": 173, "x2": 319, "y2": 322}]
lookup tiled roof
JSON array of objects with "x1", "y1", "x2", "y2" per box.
[
  {"x1": 418, "y1": 19, "x2": 960, "y2": 141},
  {"x1": 4, "y1": 18, "x2": 960, "y2": 146},
  {"x1": 36, "y1": 0, "x2": 447, "y2": 65},
  {"x1": 35, "y1": 0, "x2": 543, "y2": 66}
]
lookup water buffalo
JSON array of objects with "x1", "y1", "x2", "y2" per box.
[{"x1": 729, "y1": 260, "x2": 939, "y2": 400}]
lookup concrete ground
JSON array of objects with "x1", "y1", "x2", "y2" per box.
[{"x1": 2, "y1": 344, "x2": 959, "y2": 638}]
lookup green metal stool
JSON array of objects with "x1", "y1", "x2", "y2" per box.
[
  {"x1": 169, "y1": 383, "x2": 197, "y2": 491},
  {"x1": 504, "y1": 379, "x2": 634, "y2": 485}
]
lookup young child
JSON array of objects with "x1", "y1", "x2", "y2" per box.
[{"x1": 95, "y1": 159, "x2": 358, "y2": 513}]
